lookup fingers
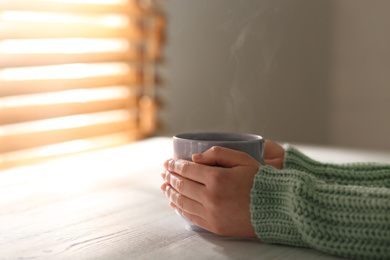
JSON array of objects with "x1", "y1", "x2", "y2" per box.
[
  {"x1": 192, "y1": 146, "x2": 258, "y2": 168},
  {"x1": 161, "y1": 170, "x2": 206, "y2": 202},
  {"x1": 163, "y1": 158, "x2": 209, "y2": 184},
  {"x1": 161, "y1": 172, "x2": 210, "y2": 231},
  {"x1": 161, "y1": 182, "x2": 205, "y2": 216}
]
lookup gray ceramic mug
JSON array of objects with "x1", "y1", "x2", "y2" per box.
[
  {"x1": 173, "y1": 132, "x2": 265, "y2": 164},
  {"x1": 172, "y1": 132, "x2": 265, "y2": 231}
]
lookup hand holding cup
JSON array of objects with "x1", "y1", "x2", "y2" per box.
[
  {"x1": 161, "y1": 146, "x2": 260, "y2": 237},
  {"x1": 161, "y1": 133, "x2": 285, "y2": 237}
]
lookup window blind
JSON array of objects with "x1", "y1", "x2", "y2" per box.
[{"x1": 0, "y1": 0, "x2": 164, "y2": 168}]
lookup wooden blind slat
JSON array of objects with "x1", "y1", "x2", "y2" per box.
[
  {"x1": 1, "y1": 122, "x2": 133, "y2": 153},
  {"x1": 0, "y1": 74, "x2": 142, "y2": 97},
  {"x1": 1, "y1": 121, "x2": 138, "y2": 154},
  {"x1": 0, "y1": 109, "x2": 137, "y2": 152},
  {"x1": 0, "y1": 0, "x2": 147, "y2": 15},
  {"x1": 0, "y1": 21, "x2": 145, "y2": 40},
  {"x1": 0, "y1": 52, "x2": 144, "y2": 69},
  {"x1": 0, "y1": 97, "x2": 138, "y2": 125}
]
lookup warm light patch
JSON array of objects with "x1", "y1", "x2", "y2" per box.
[
  {"x1": 0, "y1": 87, "x2": 131, "y2": 108},
  {"x1": 41, "y1": 0, "x2": 128, "y2": 4},
  {"x1": 73, "y1": 87, "x2": 131, "y2": 103},
  {"x1": 0, "y1": 11, "x2": 129, "y2": 28},
  {"x1": 1, "y1": 132, "x2": 130, "y2": 167},
  {"x1": 0, "y1": 63, "x2": 130, "y2": 81},
  {"x1": 0, "y1": 110, "x2": 131, "y2": 136},
  {"x1": 0, "y1": 38, "x2": 130, "y2": 54}
]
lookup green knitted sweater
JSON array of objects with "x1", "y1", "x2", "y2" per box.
[{"x1": 250, "y1": 145, "x2": 390, "y2": 260}]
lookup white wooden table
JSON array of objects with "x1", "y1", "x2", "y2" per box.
[{"x1": 1, "y1": 137, "x2": 389, "y2": 260}]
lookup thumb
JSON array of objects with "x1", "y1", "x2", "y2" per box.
[{"x1": 192, "y1": 146, "x2": 254, "y2": 168}]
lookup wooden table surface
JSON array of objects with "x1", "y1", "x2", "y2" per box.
[{"x1": 1, "y1": 137, "x2": 389, "y2": 260}]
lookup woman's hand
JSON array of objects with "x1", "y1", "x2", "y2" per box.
[{"x1": 160, "y1": 140, "x2": 285, "y2": 237}]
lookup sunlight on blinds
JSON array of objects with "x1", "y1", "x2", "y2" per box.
[
  {"x1": 0, "y1": 38, "x2": 130, "y2": 53},
  {"x1": 2, "y1": 133, "x2": 131, "y2": 164},
  {"x1": 44, "y1": 0, "x2": 128, "y2": 4},
  {"x1": 1, "y1": 110, "x2": 133, "y2": 134},
  {"x1": 0, "y1": 0, "x2": 164, "y2": 168},
  {"x1": 0, "y1": 63, "x2": 130, "y2": 80},
  {"x1": 1, "y1": 10, "x2": 127, "y2": 24},
  {"x1": 0, "y1": 87, "x2": 133, "y2": 107}
]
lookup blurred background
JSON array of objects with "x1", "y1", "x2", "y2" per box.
[
  {"x1": 1, "y1": 0, "x2": 389, "y2": 168},
  {"x1": 158, "y1": 0, "x2": 390, "y2": 151}
]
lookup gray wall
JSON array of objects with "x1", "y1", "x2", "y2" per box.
[
  {"x1": 158, "y1": 0, "x2": 390, "y2": 151},
  {"x1": 330, "y1": 1, "x2": 390, "y2": 150}
]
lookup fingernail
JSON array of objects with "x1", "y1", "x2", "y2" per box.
[
  {"x1": 165, "y1": 170, "x2": 170, "y2": 183},
  {"x1": 164, "y1": 159, "x2": 174, "y2": 170},
  {"x1": 160, "y1": 183, "x2": 167, "y2": 194},
  {"x1": 169, "y1": 201, "x2": 177, "y2": 210},
  {"x1": 192, "y1": 153, "x2": 202, "y2": 161},
  {"x1": 161, "y1": 171, "x2": 166, "y2": 181}
]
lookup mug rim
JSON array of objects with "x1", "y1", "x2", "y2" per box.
[{"x1": 173, "y1": 132, "x2": 263, "y2": 143}]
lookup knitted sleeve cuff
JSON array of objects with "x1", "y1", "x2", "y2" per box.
[{"x1": 250, "y1": 165, "x2": 308, "y2": 247}]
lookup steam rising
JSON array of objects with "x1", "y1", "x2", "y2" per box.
[{"x1": 222, "y1": 5, "x2": 269, "y2": 134}]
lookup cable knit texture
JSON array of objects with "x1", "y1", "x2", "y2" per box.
[{"x1": 250, "y1": 145, "x2": 390, "y2": 260}]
